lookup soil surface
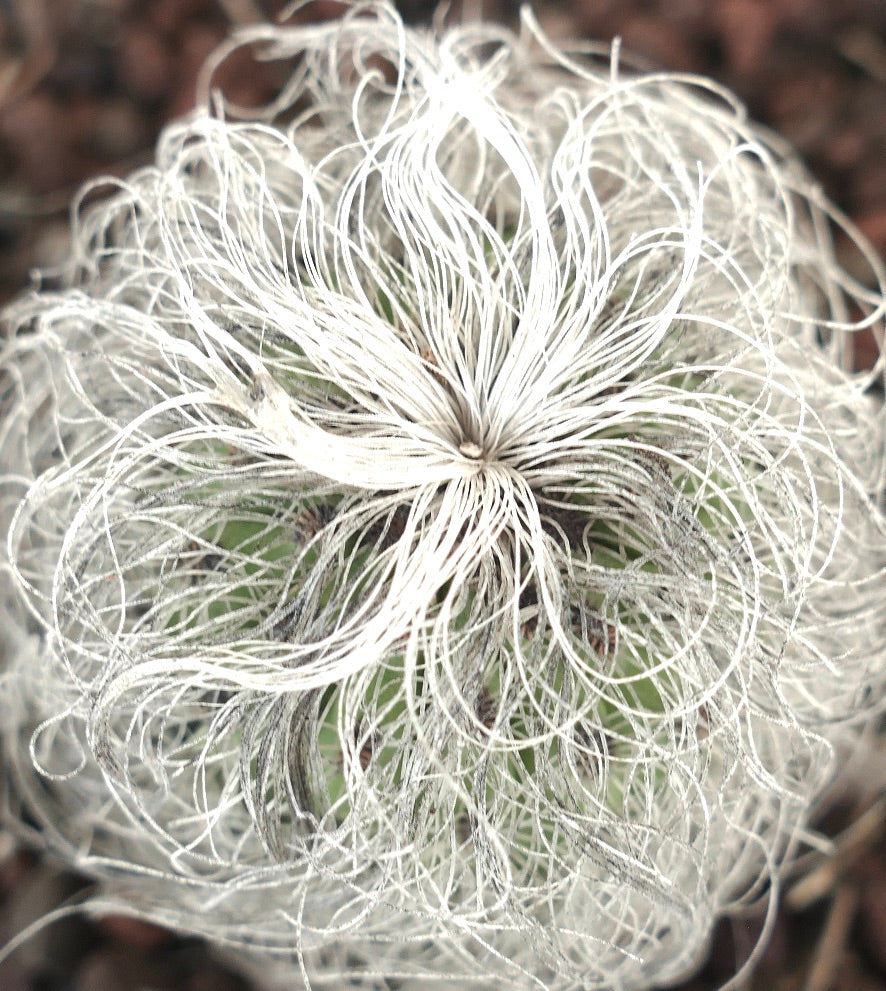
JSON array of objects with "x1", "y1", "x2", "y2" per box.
[{"x1": 0, "y1": 1, "x2": 884, "y2": 989}]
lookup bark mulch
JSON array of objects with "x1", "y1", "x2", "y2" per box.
[{"x1": 0, "y1": 1, "x2": 884, "y2": 988}]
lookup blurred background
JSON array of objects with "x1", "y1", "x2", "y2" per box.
[{"x1": 0, "y1": 1, "x2": 884, "y2": 988}]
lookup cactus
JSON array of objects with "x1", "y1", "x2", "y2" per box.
[{"x1": 1, "y1": 5, "x2": 884, "y2": 989}]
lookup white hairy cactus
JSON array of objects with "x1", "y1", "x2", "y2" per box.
[{"x1": 1, "y1": 4, "x2": 884, "y2": 989}]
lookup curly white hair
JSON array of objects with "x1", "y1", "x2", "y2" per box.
[{"x1": 1, "y1": 3, "x2": 884, "y2": 989}]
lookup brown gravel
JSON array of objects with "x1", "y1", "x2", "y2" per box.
[{"x1": 0, "y1": 1, "x2": 884, "y2": 989}]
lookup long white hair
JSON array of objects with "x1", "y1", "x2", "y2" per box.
[{"x1": 1, "y1": 3, "x2": 884, "y2": 988}]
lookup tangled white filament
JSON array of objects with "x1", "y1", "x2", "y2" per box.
[{"x1": 1, "y1": 4, "x2": 885, "y2": 989}]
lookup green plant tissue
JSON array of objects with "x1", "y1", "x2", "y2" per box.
[{"x1": 0, "y1": 4, "x2": 884, "y2": 989}]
